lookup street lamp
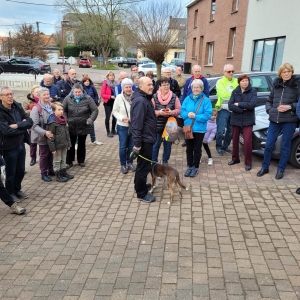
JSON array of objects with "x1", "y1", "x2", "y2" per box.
[{"x1": 61, "y1": 20, "x2": 69, "y2": 72}]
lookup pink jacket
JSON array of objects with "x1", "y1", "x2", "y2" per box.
[
  {"x1": 101, "y1": 80, "x2": 113, "y2": 103},
  {"x1": 203, "y1": 119, "x2": 217, "y2": 143}
]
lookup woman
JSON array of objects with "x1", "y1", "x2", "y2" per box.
[
  {"x1": 131, "y1": 74, "x2": 139, "y2": 91},
  {"x1": 30, "y1": 87, "x2": 55, "y2": 182},
  {"x1": 112, "y1": 78, "x2": 136, "y2": 174},
  {"x1": 180, "y1": 79, "x2": 212, "y2": 177},
  {"x1": 146, "y1": 71, "x2": 155, "y2": 86},
  {"x1": 82, "y1": 76, "x2": 103, "y2": 145},
  {"x1": 23, "y1": 84, "x2": 40, "y2": 166},
  {"x1": 101, "y1": 71, "x2": 118, "y2": 137},
  {"x1": 228, "y1": 74, "x2": 257, "y2": 171},
  {"x1": 152, "y1": 77, "x2": 181, "y2": 165},
  {"x1": 63, "y1": 83, "x2": 99, "y2": 168},
  {"x1": 257, "y1": 63, "x2": 300, "y2": 180}
]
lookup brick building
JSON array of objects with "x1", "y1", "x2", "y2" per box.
[{"x1": 186, "y1": 0, "x2": 248, "y2": 75}]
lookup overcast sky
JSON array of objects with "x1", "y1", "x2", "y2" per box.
[{"x1": 0, "y1": 0, "x2": 189, "y2": 37}]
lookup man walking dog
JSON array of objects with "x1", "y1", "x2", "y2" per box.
[{"x1": 130, "y1": 77, "x2": 157, "y2": 203}]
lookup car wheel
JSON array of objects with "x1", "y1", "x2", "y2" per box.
[
  {"x1": 288, "y1": 136, "x2": 300, "y2": 168},
  {"x1": 0, "y1": 68, "x2": 3, "y2": 74},
  {"x1": 28, "y1": 69, "x2": 37, "y2": 75},
  {"x1": 118, "y1": 63, "x2": 122, "y2": 67}
]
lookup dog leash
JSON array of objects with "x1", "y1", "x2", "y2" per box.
[{"x1": 138, "y1": 154, "x2": 158, "y2": 164}]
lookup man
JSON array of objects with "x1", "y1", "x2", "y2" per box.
[
  {"x1": 61, "y1": 69, "x2": 80, "y2": 101},
  {"x1": 53, "y1": 69, "x2": 62, "y2": 84},
  {"x1": 115, "y1": 71, "x2": 128, "y2": 97},
  {"x1": 40, "y1": 74, "x2": 60, "y2": 102},
  {"x1": 153, "y1": 68, "x2": 181, "y2": 98},
  {"x1": 181, "y1": 64, "x2": 209, "y2": 102},
  {"x1": 56, "y1": 71, "x2": 68, "y2": 101},
  {"x1": 174, "y1": 66, "x2": 187, "y2": 91},
  {"x1": 0, "y1": 86, "x2": 33, "y2": 202},
  {"x1": 215, "y1": 64, "x2": 238, "y2": 156},
  {"x1": 130, "y1": 65, "x2": 138, "y2": 77},
  {"x1": 130, "y1": 77, "x2": 157, "y2": 203}
]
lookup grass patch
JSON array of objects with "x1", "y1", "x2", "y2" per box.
[{"x1": 93, "y1": 64, "x2": 119, "y2": 70}]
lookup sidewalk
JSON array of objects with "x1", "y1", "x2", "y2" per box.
[{"x1": 1, "y1": 104, "x2": 300, "y2": 300}]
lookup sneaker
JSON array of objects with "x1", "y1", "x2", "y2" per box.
[
  {"x1": 10, "y1": 194, "x2": 20, "y2": 203},
  {"x1": 10, "y1": 202, "x2": 26, "y2": 215},
  {"x1": 121, "y1": 165, "x2": 128, "y2": 174},
  {"x1": 139, "y1": 194, "x2": 156, "y2": 203},
  {"x1": 208, "y1": 158, "x2": 213, "y2": 165},
  {"x1": 107, "y1": 132, "x2": 114, "y2": 137},
  {"x1": 190, "y1": 167, "x2": 198, "y2": 177},
  {"x1": 223, "y1": 148, "x2": 232, "y2": 154},
  {"x1": 184, "y1": 167, "x2": 193, "y2": 177},
  {"x1": 127, "y1": 164, "x2": 136, "y2": 172},
  {"x1": 15, "y1": 191, "x2": 29, "y2": 199},
  {"x1": 92, "y1": 141, "x2": 104, "y2": 145},
  {"x1": 78, "y1": 163, "x2": 85, "y2": 167},
  {"x1": 75, "y1": 144, "x2": 78, "y2": 150},
  {"x1": 216, "y1": 149, "x2": 223, "y2": 156},
  {"x1": 162, "y1": 161, "x2": 168, "y2": 166}
]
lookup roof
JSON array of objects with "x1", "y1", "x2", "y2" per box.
[
  {"x1": 41, "y1": 34, "x2": 56, "y2": 47},
  {"x1": 186, "y1": 0, "x2": 201, "y2": 8}
]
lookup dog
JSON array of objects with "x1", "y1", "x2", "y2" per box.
[{"x1": 149, "y1": 163, "x2": 189, "y2": 204}]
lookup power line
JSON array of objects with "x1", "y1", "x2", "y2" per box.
[{"x1": 0, "y1": 22, "x2": 55, "y2": 27}]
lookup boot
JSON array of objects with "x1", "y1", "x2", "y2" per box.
[
  {"x1": 61, "y1": 168, "x2": 74, "y2": 180},
  {"x1": 55, "y1": 170, "x2": 68, "y2": 182}
]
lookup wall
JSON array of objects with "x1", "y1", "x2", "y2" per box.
[{"x1": 241, "y1": 0, "x2": 300, "y2": 72}]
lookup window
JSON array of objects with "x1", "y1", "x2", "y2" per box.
[
  {"x1": 232, "y1": 0, "x2": 239, "y2": 12},
  {"x1": 205, "y1": 42, "x2": 214, "y2": 65},
  {"x1": 198, "y1": 36, "x2": 204, "y2": 64},
  {"x1": 252, "y1": 37, "x2": 285, "y2": 71},
  {"x1": 194, "y1": 10, "x2": 198, "y2": 28},
  {"x1": 227, "y1": 28, "x2": 236, "y2": 57},
  {"x1": 249, "y1": 75, "x2": 270, "y2": 92},
  {"x1": 192, "y1": 38, "x2": 196, "y2": 59},
  {"x1": 210, "y1": 1, "x2": 216, "y2": 21},
  {"x1": 174, "y1": 52, "x2": 185, "y2": 60},
  {"x1": 66, "y1": 31, "x2": 74, "y2": 43}
]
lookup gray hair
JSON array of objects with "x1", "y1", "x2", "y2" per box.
[
  {"x1": 0, "y1": 86, "x2": 11, "y2": 95},
  {"x1": 72, "y1": 83, "x2": 83, "y2": 91},
  {"x1": 121, "y1": 78, "x2": 133, "y2": 89},
  {"x1": 192, "y1": 64, "x2": 201, "y2": 72},
  {"x1": 224, "y1": 64, "x2": 234, "y2": 72},
  {"x1": 191, "y1": 79, "x2": 204, "y2": 91},
  {"x1": 163, "y1": 67, "x2": 171, "y2": 73},
  {"x1": 37, "y1": 87, "x2": 49, "y2": 97}
]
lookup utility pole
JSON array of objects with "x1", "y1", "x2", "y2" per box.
[
  {"x1": 36, "y1": 21, "x2": 40, "y2": 34},
  {"x1": 8, "y1": 31, "x2": 11, "y2": 58}
]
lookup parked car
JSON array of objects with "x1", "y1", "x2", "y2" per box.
[
  {"x1": 0, "y1": 57, "x2": 51, "y2": 75},
  {"x1": 170, "y1": 58, "x2": 184, "y2": 70},
  {"x1": 78, "y1": 58, "x2": 91, "y2": 68},
  {"x1": 0, "y1": 56, "x2": 8, "y2": 62},
  {"x1": 108, "y1": 57, "x2": 124, "y2": 64},
  {"x1": 118, "y1": 58, "x2": 139, "y2": 67},
  {"x1": 57, "y1": 57, "x2": 69, "y2": 64},
  {"x1": 138, "y1": 59, "x2": 154, "y2": 65},
  {"x1": 162, "y1": 61, "x2": 176, "y2": 71},
  {"x1": 138, "y1": 63, "x2": 173, "y2": 76}
]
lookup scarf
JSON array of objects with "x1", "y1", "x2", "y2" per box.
[
  {"x1": 39, "y1": 101, "x2": 52, "y2": 114},
  {"x1": 73, "y1": 94, "x2": 83, "y2": 104},
  {"x1": 122, "y1": 91, "x2": 133, "y2": 105},
  {"x1": 54, "y1": 114, "x2": 66, "y2": 125},
  {"x1": 33, "y1": 97, "x2": 39, "y2": 103},
  {"x1": 156, "y1": 90, "x2": 172, "y2": 105},
  {"x1": 106, "y1": 80, "x2": 117, "y2": 88}
]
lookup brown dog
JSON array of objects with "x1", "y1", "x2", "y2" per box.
[{"x1": 149, "y1": 163, "x2": 189, "y2": 204}]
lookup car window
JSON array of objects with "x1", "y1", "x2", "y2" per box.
[
  {"x1": 269, "y1": 75, "x2": 277, "y2": 83},
  {"x1": 249, "y1": 75, "x2": 270, "y2": 92},
  {"x1": 210, "y1": 86, "x2": 217, "y2": 96}
]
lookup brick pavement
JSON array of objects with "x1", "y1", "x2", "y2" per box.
[{"x1": 1, "y1": 96, "x2": 300, "y2": 299}]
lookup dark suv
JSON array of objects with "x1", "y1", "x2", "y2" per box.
[{"x1": 0, "y1": 57, "x2": 51, "y2": 75}]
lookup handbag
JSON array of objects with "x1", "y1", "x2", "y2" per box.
[
  {"x1": 123, "y1": 100, "x2": 132, "y2": 136},
  {"x1": 182, "y1": 95, "x2": 205, "y2": 140}
]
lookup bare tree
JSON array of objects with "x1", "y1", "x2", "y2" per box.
[
  {"x1": 128, "y1": 0, "x2": 184, "y2": 78},
  {"x1": 11, "y1": 23, "x2": 47, "y2": 60}
]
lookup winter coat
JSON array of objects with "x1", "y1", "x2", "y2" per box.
[
  {"x1": 101, "y1": 80, "x2": 115, "y2": 103},
  {"x1": 47, "y1": 120, "x2": 71, "y2": 152},
  {"x1": 174, "y1": 74, "x2": 187, "y2": 90},
  {"x1": 40, "y1": 80, "x2": 60, "y2": 101},
  {"x1": 203, "y1": 120, "x2": 217, "y2": 144},
  {"x1": 181, "y1": 75, "x2": 210, "y2": 103},
  {"x1": 180, "y1": 92, "x2": 212, "y2": 133},
  {"x1": 82, "y1": 83, "x2": 99, "y2": 104},
  {"x1": 215, "y1": 76, "x2": 239, "y2": 110},
  {"x1": 0, "y1": 101, "x2": 32, "y2": 150},
  {"x1": 53, "y1": 76, "x2": 61, "y2": 84},
  {"x1": 63, "y1": 93, "x2": 99, "y2": 136},
  {"x1": 112, "y1": 93, "x2": 132, "y2": 127},
  {"x1": 22, "y1": 94, "x2": 37, "y2": 116},
  {"x1": 30, "y1": 102, "x2": 52, "y2": 145},
  {"x1": 228, "y1": 84, "x2": 257, "y2": 127},
  {"x1": 153, "y1": 78, "x2": 181, "y2": 98},
  {"x1": 56, "y1": 79, "x2": 66, "y2": 95},
  {"x1": 130, "y1": 88, "x2": 157, "y2": 147},
  {"x1": 61, "y1": 78, "x2": 80, "y2": 100},
  {"x1": 266, "y1": 75, "x2": 300, "y2": 123}
]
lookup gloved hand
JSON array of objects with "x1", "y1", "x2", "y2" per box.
[{"x1": 130, "y1": 147, "x2": 140, "y2": 160}]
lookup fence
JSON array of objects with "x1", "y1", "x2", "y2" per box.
[{"x1": 0, "y1": 73, "x2": 43, "y2": 90}]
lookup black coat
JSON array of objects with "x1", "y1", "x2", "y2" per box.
[
  {"x1": 61, "y1": 78, "x2": 80, "y2": 100},
  {"x1": 0, "y1": 101, "x2": 33, "y2": 150},
  {"x1": 228, "y1": 84, "x2": 257, "y2": 127},
  {"x1": 63, "y1": 94, "x2": 99, "y2": 136},
  {"x1": 153, "y1": 78, "x2": 181, "y2": 98},
  {"x1": 130, "y1": 88, "x2": 157, "y2": 147},
  {"x1": 266, "y1": 75, "x2": 300, "y2": 123}
]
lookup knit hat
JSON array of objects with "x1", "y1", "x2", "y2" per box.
[{"x1": 121, "y1": 78, "x2": 133, "y2": 89}]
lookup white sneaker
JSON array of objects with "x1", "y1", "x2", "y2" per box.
[
  {"x1": 92, "y1": 141, "x2": 103, "y2": 145},
  {"x1": 75, "y1": 144, "x2": 78, "y2": 150},
  {"x1": 10, "y1": 202, "x2": 26, "y2": 215},
  {"x1": 208, "y1": 158, "x2": 213, "y2": 165}
]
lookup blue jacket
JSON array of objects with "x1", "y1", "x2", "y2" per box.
[
  {"x1": 114, "y1": 83, "x2": 122, "y2": 97},
  {"x1": 181, "y1": 76, "x2": 210, "y2": 103},
  {"x1": 82, "y1": 83, "x2": 99, "y2": 104},
  {"x1": 180, "y1": 92, "x2": 212, "y2": 133},
  {"x1": 40, "y1": 80, "x2": 60, "y2": 101}
]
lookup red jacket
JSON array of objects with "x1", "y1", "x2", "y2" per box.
[{"x1": 101, "y1": 80, "x2": 113, "y2": 103}]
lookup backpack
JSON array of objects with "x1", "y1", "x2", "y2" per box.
[{"x1": 162, "y1": 116, "x2": 179, "y2": 143}]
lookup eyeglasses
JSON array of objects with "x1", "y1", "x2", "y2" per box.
[
  {"x1": 1, "y1": 93, "x2": 14, "y2": 97},
  {"x1": 226, "y1": 71, "x2": 234, "y2": 74}
]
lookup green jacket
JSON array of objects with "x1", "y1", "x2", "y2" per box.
[
  {"x1": 215, "y1": 76, "x2": 239, "y2": 109},
  {"x1": 47, "y1": 120, "x2": 71, "y2": 152}
]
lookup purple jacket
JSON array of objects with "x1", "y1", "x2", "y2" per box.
[{"x1": 203, "y1": 119, "x2": 217, "y2": 143}]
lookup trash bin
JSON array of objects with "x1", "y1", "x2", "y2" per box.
[{"x1": 183, "y1": 62, "x2": 191, "y2": 74}]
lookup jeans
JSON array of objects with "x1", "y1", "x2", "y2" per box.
[
  {"x1": 232, "y1": 126, "x2": 253, "y2": 165},
  {"x1": 90, "y1": 123, "x2": 96, "y2": 142},
  {"x1": 104, "y1": 105, "x2": 116, "y2": 133},
  {"x1": 0, "y1": 177, "x2": 14, "y2": 207},
  {"x1": 39, "y1": 145, "x2": 53, "y2": 175},
  {"x1": 186, "y1": 132, "x2": 205, "y2": 168},
  {"x1": 67, "y1": 135, "x2": 87, "y2": 164},
  {"x1": 216, "y1": 109, "x2": 232, "y2": 150},
  {"x1": 117, "y1": 124, "x2": 134, "y2": 166},
  {"x1": 262, "y1": 121, "x2": 296, "y2": 171},
  {"x1": 2, "y1": 144, "x2": 26, "y2": 195},
  {"x1": 53, "y1": 148, "x2": 67, "y2": 171},
  {"x1": 152, "y1": 133, "x2": 172, "y2": 163}
]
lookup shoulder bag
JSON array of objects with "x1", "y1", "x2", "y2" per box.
[{"x1": 123, "y1": 100, "x2": 132, "y2": 136}]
